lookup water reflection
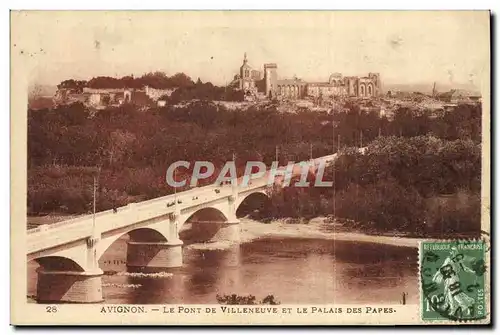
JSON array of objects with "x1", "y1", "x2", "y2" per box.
[
  {"x1": 28, "y1": 236, "x2": 418, "y2": 304},
  {"x1": 185, "y1": 249, "x2": 222, "y2": 297}
]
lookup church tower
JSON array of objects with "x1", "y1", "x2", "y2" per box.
[{"x1": 239, "y1": 52, "x2": 253, "y2": 90}]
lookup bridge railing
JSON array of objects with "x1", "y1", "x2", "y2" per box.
[
  {"x1": 26, "y1": 151, "x2": 352, "y2": 236},
  {"x1": 26, "y1": 184, "x2": 224, "y2": 235},
  {"x1": 134, "y1": 183, "x2": 217, "y2": 209},
  {"x1": 26, "y1": 203, "x2": 131, "y2": 235},
  {"x1": 134, "y1": 187, "x2": 193, "y2": 208},
  {"x1": 27, "y1": 179, "x2": 252, "y2": 236}
]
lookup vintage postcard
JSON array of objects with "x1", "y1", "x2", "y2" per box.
[{"x1": 10, "y1": 10, "x2": 491, "y2": 325}]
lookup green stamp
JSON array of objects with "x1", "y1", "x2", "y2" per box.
[{"x1": 420, "y1": 240, "x2": 487, "y2": 321}]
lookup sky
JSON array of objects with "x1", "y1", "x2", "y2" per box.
[{"x1": 11, "y1": 11, "x2": 490, "y2": 90}]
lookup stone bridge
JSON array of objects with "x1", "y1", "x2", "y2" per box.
[{"x1": 26, "y1": 153, "x2": 345, "y2": 303}]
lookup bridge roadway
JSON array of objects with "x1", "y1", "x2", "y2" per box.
[
  {"x1": 27, "y1": 153, "x2": 339, "y2": 256},
  {"x1": 28, "y1": 178, "x2": 257, "y2": 255},
  {"x1": 26, "y1": 152, "x2": 345, "y2": 303}
]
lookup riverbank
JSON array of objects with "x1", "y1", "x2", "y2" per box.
[
  {"x1": 239, "y1": 217, "x2": 421, "y2": 248},
  {"x1": 186, "y1": 217, "x2": 422, "y2": 250}
]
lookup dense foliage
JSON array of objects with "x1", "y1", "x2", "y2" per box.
[
  {"x1": 57, "y1": 73, "x2": 244, "y2": 102},
  {"x1": 27, "y1": 99, "x2": 482, "y2": 237},
  {"x1": 168, "y1": 81, "x2": 244, "y2": 103},
  {"x1": 216, "y1": 294, "x2": 280, "y2": 305},
  {"x1": 57, "y1": 72, "x2": 195, "y2": 90},
  {"x1": 267, "y1": 135, "x2": 481, "y2": 237}
]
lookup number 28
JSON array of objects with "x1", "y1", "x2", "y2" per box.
[{"x1": 46, "y1": 306, "x2": 57, "y2": 313}]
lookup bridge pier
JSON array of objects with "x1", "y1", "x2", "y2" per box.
[
  {"x1": 210, "y1": 219, "x2": 241, "y2": 267},
  {"x1": 126, "y1": 240, "x2": 183, "y2": 270},
  {"x1": 220, "y1": 188, "x2": 241, "y2": 243},
  {"x1": 213, "y1": 219, "x2": 241, "y2": 243},
  {"x1": 36, "y1": 268, "x2": 103, "y2": 303},
  {"x1": 219, "y1": 243, "x2": 241, "y2": 267}
]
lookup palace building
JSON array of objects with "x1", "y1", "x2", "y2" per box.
[{"x1": 232, "y1": 53, "x2": 382, "y2": 100}]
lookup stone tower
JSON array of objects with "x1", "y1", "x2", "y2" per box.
[
  {"x1": 264, "y1": 63, "x2": 278, "y2": 98},
  {"x1": 368, "y1": 73, "x2": 382, "y2": 96}
]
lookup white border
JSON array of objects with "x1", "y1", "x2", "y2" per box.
[
  {"x1": 3, "y1": 1, "x2": 498, "y2": 333},
  {"x1": 2, "y1": 1, "x2": 499, "y2": 10}
]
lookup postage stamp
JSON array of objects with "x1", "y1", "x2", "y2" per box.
[{"x1": 420, "y1": 240, "x2": 487, "y2": 322}]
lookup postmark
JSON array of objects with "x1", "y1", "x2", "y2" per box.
[{"x1": 420, "y1": 240, "x2": 487, "y2": 322}]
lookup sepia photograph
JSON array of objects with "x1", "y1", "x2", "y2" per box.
[{"x1": 10, "y1": 10, "x2": 491, "y2": 325}]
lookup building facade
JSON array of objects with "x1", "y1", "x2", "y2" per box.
[
  {"x1": 54, "y1": 87, "x2": 156, "y2": 109},
  {"x1": 237, "y1": 53, "x2": 262, "y2": 91},
  {"x1": 144, "y1": 86, "x2": 176, "y2": 101},
  {"x1": 306, "y1": 73, "x2": 381, "y2": 99},
  {"x1": 233, "y1": 53, "x2": 382, "y2": 100},
  {"x1": 276, "y1": 78, "x2": 307, "y2": 99}
]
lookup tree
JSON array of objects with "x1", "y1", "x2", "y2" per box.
[{"x1": 106, "y1": 130, "x2": 136, "y2": 166}]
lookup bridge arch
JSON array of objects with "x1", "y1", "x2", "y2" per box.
[
  {"x1": 96, "y1": 226, "x2": 169, "y2": 261},
  {"x1": 179, "y1": 207, "x2": 229, "y2": 243},
  {"x1": 32, "y1": 255, "x2": 85, "y2": 272},
  {"x1": 128, "y1": 228, "x2": 169, "y2": 243},
  {"x1": 236, "y1": 191, "x2": 271, "y2": 219},
  {"x1": 29, "y1": 255, "x2": 103, "y2": 303},
  {"x1": 181, "y1": 207, "x2": 229, "y2": 225}
]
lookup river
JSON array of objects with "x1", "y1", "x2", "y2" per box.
[{"x1": 27, "y1": 219, "x2": 418, "y2": 304}]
